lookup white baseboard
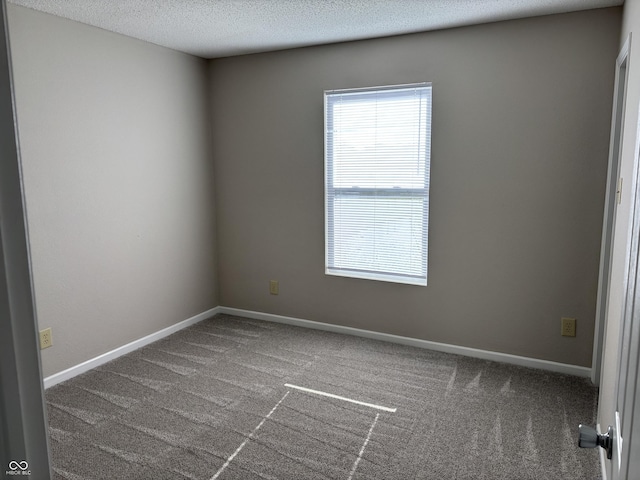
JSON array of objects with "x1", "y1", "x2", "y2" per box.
[
  {"x1": 44, "y1": 304, "x2": 591, "y2": 389},
  {"x1": 219, "y1": 307, "x2": 592, "y2": 378},
  {"x1": 43, "y1": 306, "x2": 221, "y2": 389}
]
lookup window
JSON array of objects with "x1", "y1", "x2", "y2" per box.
[{"x1": 324, "y1": 83, "x2": 432, "y2": 286}]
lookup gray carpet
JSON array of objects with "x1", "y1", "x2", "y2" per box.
[{"x1": 46, "y1": 314, "x2": 600, "y2": 479}]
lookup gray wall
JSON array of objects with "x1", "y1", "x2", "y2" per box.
[
  {"x1": 4, "y1": 4, "x2": 622, "y2": 377},
  {"x1": 211, "y1": 8, "x2": 621, "y2": 367},
  {"x1": 7, "y1": 4, "x2": 218, "y2": 377}
]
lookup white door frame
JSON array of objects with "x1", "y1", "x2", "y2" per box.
[
  {"x1": 593, "y1": 35, "x2": 631, "y2": 386},
  {"x1": 611, "y1": 96, "x2": 640, "y2": 479},
  {"x1": 0, "y1": 0, "x2": 52, "y2": 477}
]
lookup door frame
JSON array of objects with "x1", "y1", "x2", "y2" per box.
[
  {"x1": 593, "y1": 35, "x2": 631, "y2": 386},
  {"x1": 611, "y1": 92, "x2": 640, "y2": 479},
  {"x1": 0, "y1": 0, "x2": 51, "y2": 477}
]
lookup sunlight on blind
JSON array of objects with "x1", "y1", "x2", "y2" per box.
[{"x1": 325, "y1": 83, "x2": 432, "y2": 286}]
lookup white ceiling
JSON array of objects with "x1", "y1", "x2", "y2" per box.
[{"x1": 8, "y1": 0, "x2": 624, "y2": 59}]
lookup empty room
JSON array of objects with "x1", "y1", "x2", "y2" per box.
[{"x1": 2, "y1": 0, "x2": 640, "y2": 478}]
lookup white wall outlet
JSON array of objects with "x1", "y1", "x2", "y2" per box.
[
  {"x1": 39, "y1": 327, "x2": 53, "y2": 349},
  {"x1": 561, "y1": 317, "x2": 576, "y2": 337}
]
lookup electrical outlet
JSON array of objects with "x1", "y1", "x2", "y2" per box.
[
  {"x1": 561, "y1": 318, "x2": 576, "y2": 337},
  {"x1": 39, "y1": 327, "x2": 53, "y2": 349},
  {"x1": 269, "y1": 280, "x2": 279, "y2": 295}
]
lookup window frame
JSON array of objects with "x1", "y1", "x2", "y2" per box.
[{"x1": 324, "y1": 82, "x2": 432, "y2": 286}]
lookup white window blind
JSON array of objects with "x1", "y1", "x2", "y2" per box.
[{"x1": 324, "y1": 83, "x2": 432, "y2": 286}]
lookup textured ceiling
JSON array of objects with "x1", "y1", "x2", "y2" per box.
[{"x1": 8, "y1": 0, "x2": 624, "y2": 59}]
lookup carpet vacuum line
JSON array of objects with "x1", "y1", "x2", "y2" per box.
[
  {"x1": 211, "y1": 383, "x2": 396, "y2": 479},
  {"x1": 284, "y1": 383, "x2": 397, "y2": 412},
  {"x1": 210, "y1": 391, "x2": 290, "y2": 479}
]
